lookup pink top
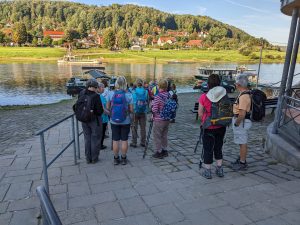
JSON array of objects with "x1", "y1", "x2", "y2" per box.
[{"x1": 199, "y1": 93, "x2": 221, "y2": 129}]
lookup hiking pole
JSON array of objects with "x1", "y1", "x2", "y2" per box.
[
  {"x1": 194, "y1": 127, "x2": 203, "y2": 153},
  {"x1": 143, "y1": 117, "x2": 154, "y2": 159}
]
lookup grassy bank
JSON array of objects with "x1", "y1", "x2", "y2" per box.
[{"x1": 0, "y1": 46, "x2": 286, "y2": 63}]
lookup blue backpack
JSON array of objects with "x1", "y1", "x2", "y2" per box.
[
  {"x1": 159, "y1": 94, "x2": 178, "y2": 120},
  {"x1": 111, "y1": 90, "x2": 127, "y2": 123},
  {"x1": 135, "y1": 88, "x2": 147, "y2": 113}
]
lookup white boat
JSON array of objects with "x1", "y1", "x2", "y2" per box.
[{"x1": 58, "y1": 54, "x2": 102, "y2": 64}]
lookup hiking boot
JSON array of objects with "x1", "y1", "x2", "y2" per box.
[
  {"x1": 86, "y1": 159, "x2": 92, "y2": 164},
  {"x1": 130, "y1": 143, "x2": 137, "y2": 148},
  {"x1": 140, "y1": 143, "x2": 146, "y2": 147},
  {"x1": 114, "y1": 156, "x2": 120, "y2": 165},
  {"x1": 215, "y1": 166, "x2": 224, "y2": 177},
  {"x1": 121, "y1": 156, "x2": 127, "y2": 165},
  {"x1": 170, "y1": 119, "x2": 175, "y2": 123},
  {"x1": 152, "y1": 151, "x2": 164, "y2": 159},
  {"x1": 231, "y1": 159, "x2": 248, "y2": 171},
  {"x1": 91, "y1": 158, "x2": 99, "y2": 164},
  {"x1": 202, "y1": 168, "x2": 212, "y2": 179},
  {"x1": 162, "y1": 149, "x2": 169, "y2": 157}
]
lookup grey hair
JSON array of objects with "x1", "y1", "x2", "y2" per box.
[
  {"x1": 115, "y1": 76, "x2": 127, "y2": 90},
  {"x1": 98, "y1": 82, "x2": 105, "y2": 88},
  {"x1": 86, "y1": 79, "x2": 99, "y2": 88},
  {"x1": 236, "y1": 74, "x2": 249, "y2": 87}
]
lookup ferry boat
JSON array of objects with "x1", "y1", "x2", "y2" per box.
[{"x1": 58, "y1": 54, "x2": 102, "y2": 64}]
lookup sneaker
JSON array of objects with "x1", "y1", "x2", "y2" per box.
[
  {"x1": 114, "y1": 156, "x2": 120, "y2": 165},
  {"x1": 130, "y1": 143, "x2": 137, "y2": 148},
  {"x1": 162, "y1": 149, "x2": 169, "y2": 157},
  {"x1": 215, "y1": 166, "x2": 224, "y2": 177},
  {"x1": 231, "y1": 159, "x2": 248, "y2": 171},
  {"x1": 121, "y1": 156, "x2": 127, "y2": 165},
  {"x1": 152, "y1": 151, "x2": 164, "y2": 159},
  {"x1": 100, "y1": 145, "x2": 107, "y2": 150},
  {"x1": 202, "y1": 168, "x2": 212, "y2": 179}
]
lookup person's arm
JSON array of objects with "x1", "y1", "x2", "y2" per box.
[
  {"x1": 235, "y1": 109, "x2": 246, "y2": 126},
  {"x1": 198, "y1": 104, "x2": 204, "y2": 119},
  {"x1": 234, "y1": 94, "x2": 250, "y2": 126},
  {"x1": 94, "y1": 95, "x2": 103, "y2": 116}
]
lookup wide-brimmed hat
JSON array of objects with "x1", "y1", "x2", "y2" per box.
[{"x1": 206, "y1": 86, "x2": 226, "y2": 102}]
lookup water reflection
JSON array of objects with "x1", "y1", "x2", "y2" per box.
[{"x1": 0, "y1": 62, "x2": 300, "y2": 106}]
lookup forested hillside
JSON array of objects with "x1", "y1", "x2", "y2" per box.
[{"x1": 0, "y1": 0, "x2": 273, "y2": 50}]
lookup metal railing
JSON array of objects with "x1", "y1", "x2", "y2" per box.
[
  {"x1": 36, "y1": 186, "x2": 63, "y2": 225},
  {"x1": 278, "y1": 94, "x2": 300, "y2": 148},
  {"x1": 35, "y1": 114, "x2": 82, "y2": 193}
]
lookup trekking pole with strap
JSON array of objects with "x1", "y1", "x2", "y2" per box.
[
  {"x1": 143, "y1": 115, "x2": 154, "y2": 159},
  {"x1": 194, "y1": 126, "x2": 203, "y2": 153}
]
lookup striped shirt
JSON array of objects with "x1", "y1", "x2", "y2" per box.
[{"x1": 152, "y1": 91, "x2": 170, "y2": 121}]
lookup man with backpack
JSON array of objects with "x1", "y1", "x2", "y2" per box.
[
  {"x1": 130, "y1": 79, "x2": 148, "y2": 148},
  {"x1": 231, "y1": 75, "x2": 253, "y2": 171},
  {"x1": 74, "y1": 79, "x2": 103, "y2": 164}
]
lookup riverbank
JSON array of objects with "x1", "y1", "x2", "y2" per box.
[{"x1": 0, "y1": 47, "x2": 286, "y2": 63}]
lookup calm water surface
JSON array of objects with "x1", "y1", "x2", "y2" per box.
[{"x1": 0, "y1": 62, "x2": 299, "y2": 106}]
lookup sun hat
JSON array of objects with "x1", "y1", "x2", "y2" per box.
[
  {"x1": 206, "y1": 86, "x2": 226, "y2": 102},
  {"x1": 86, "y1": 79, "x2": 99, "y2": 88}
]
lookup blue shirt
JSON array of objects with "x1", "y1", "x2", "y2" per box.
[
  {"x1": 99, "y1": 94, "x2": 109, "y2": 123},
  {"x1": 107, "y1": 90, "x2": 133, "y2": 125}
]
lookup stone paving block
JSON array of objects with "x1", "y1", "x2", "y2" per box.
[
  {"x1": 0, "y1": 212, "x2": 12, "y2": 225},
  {"x1": 61, "y1": 165, "x2": 80, "y2": 177},
  {"x1": 255, "y1": 216, "x2": 292, "y2": 225},
  {"x1": 151, "y1": 203, "x2": 184, "y2": 224},
  {"x1": 140, "y1": 165, "x2": 163, "y2": 175},
  {"x1": 104, "y1": 170, "x2": 127, "y2": 182},
  {"x1": 276, "y1": 179, "x2": 300, "y2": 194},
  {"x1": 126, "y1": 212, "x2": 159, "y2": 225},
  {"x1": 250, "y1": 183, "x2": 290, "y2": 198},
  {"x1": 51, "y1": 193, "x2": 68, "y2": 212},
  {"x1": 184, "y1": 210, "x2": 227, "y2": 225},
  {"x1": 274, "y1": 192, "x2": 300, "y2": 211},
  {"x1": 134, "y1": 184, "x2": 159, "y2": 196},
  {"x1": 49, "y1": 184, "x2": 67, "y2": 195},
  {"x1": 4, "y1": 181, "x2": 31, "y2": 201},
  {"x1": 26, "y1": 160, "x2": 43, "y2": 169},
  {"x1": 175, "y1": 195, "x2": 227, "y2": 215},
  {"x1": 279, "y1": 211, "x2": 300, "y2": 225},
  {"x1": 154, "y1": 178, "x2": 193, "y2": 192},
  {"x1": 239, "y1": 201, "x2": 287, "y2": 222},
  {"x1": 10, "y1": 156, "x2": 31, "y2": 170},
  {"x1": 68, "y1": 181, "x2": 91, "y2": 198},
  {"x1": 5, "y1": 168, "x2": 41, "y2": 177},
  {"x1": 167, "y1": 170, "x2": 199, "y2": 180},
  {"x1": 72, "y1": 220, "x2": 99, "y2": 225},
  {"x1": 119, "y1": 196, "x2": 149, "y2": 216},
  {"x1": 90, "y1": 179, "x2": 132, "y2": 194},
  {"x1": 114, "y1": 187, "x2": 138, "y2": 200},
  {"x1": 9, "y1": 208, "x2": 39, "y2": 225},
  {"x1": 58, "y1": 207, "x2": 96, "y2": 225},
  {"x1": 7, "y1": 196, "x2": 39, "y2": 212},
  {"x1": 218, "y1": 176, "x2": 260, "y2": 192},
  {"x1": 61, "y1": 174, "x2": 87, "y2": 184},
  {"x1": 266, "y1": 169, "x2": 295, "y2": 181},
  {"x1": 0, "y1": 157, "x2": 15, "y2": 167},
  {"x1": 287, "y1": 170, "x2": 300, "y2": 178},
  {"x1": 210, "y1": 205, "x2": 252, "y2": 225},
  {"x1": 1, "y1": 173, "x2": 41, "y2": 184},
  {"x1": 142, "y1": 190, "x2": 184, "y2": 207},
  {"x1": 254, "y1": 171, "x2": 287, "y2": 183},
  {"x1": 87, "y1": 172, "x2": 108, "y2": 185},
  {"x1": 0, "y1": 184, "x2": 10, "y2": 201},
  {"x1": 0, "y1": 201, "x2": 8, "y2": 214},
  {"x1": 95, "y1": 201, "x2": 124, "y2": 222},
  {"x1": 69, "y1": 191, "x2": 116, "y2": 209},
  {"x1": 47, "y1": 167, "x2": 62, "y2": 178},
  {"x1": 123, "y1": 167, "x2": 145, "y2": 178}
]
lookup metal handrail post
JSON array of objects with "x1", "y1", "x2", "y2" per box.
[
  {"x1": 71, "y1": 116, "x2": 77, "y2": 165},
  {"x1": 40, "y1": 133, "x2": 49, "y2": 194},
  {"x1": 273, "y1": 8, "x2": 299, "y2": 134},
  {"x1": 75, "y1": 118, "x2": 81, "y2": 159}
]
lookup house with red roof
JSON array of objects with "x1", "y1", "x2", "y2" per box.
[
  {"x1": 43, "y1": 30, "x2": 64, "y2": 41},
  {"x1": 157, "y1": 37, "x2": 177, "y2": 46},
  {"x1": 186, "y1": 40, "x2": 203, "y2": 48}
]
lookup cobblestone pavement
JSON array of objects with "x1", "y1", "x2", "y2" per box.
[{"x1": 0, "y1": 93, "x2": 299, "y2": 225}]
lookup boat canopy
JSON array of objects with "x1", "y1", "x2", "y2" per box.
[{"x1": 84, "y1": 69, "x2": 111, "y2": 79}]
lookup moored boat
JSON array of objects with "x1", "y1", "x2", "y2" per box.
[{"x1": 58, "y1": 54, "x2": 102, "y2": 64}]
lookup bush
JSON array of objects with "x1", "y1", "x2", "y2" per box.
[
  {"x1": 250, "y1": 53, "x2": 259, "y2": 60},
  {"x1": 239, "y1": 46, "x2": 253, "y2": 56},
  {"x1": 276, "y1": 55, "x2": 282, "y2": 60},
  {"x1": 265, "y1": 54, "x2": 275, "y2": 59}
]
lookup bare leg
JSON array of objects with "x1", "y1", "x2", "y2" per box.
[
  {"x1": 216, "y1": 159, "x2": 223, "y2": 167},
  {"x1": 121, "y1": 141, "x2": 128, "y2": 156},
  {"x1": 113, "y1": 141, "x2": 119, "y2": 157},
  {"x1": 239, "y1": 144, "x2": 248, "y2": 162}
]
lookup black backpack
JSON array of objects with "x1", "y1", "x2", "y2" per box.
[
  {"x1": 73, "y1": 90, "x2": 95, "y2": 122},
  {"x1": 238, "y1": 89, "x2": 267, "y2": 122}
]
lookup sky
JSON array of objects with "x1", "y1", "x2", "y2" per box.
[{"x1": 71, "y1": 0, "x2": 290, "y2": 45}]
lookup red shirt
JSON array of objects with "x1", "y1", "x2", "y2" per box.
[{"x1": 198, "y1": 93, "x2": 221, "y2": 129}]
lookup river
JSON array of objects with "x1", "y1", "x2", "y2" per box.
[{"x1": 0, "y1": 62, "x2": 299, "y2": 106}]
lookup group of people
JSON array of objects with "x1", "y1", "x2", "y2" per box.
[
  {"x1": 75, "y1": 76, "x2": 177, "y2": 165},
  {"x1": 198, "y1": 74, "x2": 253, "y2": 179},
  {"x1": 76, "y1": 73, "x2": 253, "y2": 180}
]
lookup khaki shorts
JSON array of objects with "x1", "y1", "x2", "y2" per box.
[{"x1": 232, "y1": 118, "x2": 252, "y2": 144}]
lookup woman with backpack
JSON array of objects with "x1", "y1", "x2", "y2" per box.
[
  {"x1": 130, "y1": 78, "x2": 148, "y2": 148},
  {"x1": 97, "y1": 83, "x2": 109, "y2": 150},
  {"x1": 198, "y1": 74, "x2": 227, "y2": 179},
  {"x1": 106, "y1": 76, "x2": 133, "y2": 165},
  {"x1": 151, "y1": 79, "x2": 171, "y2": 159}
]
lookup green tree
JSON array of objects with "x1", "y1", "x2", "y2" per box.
[
  {"x1": 117, "y1": 29, "x2": 130, "y2": 48},
  {"x1": 0, "y1": 31, "x2": 5, "y2": 44},
  {"x1": 32, "y1": 37, "x2": 38, "y2": 46},
  {"x1": 12, "y1": 22, "x2": 27, "y2": 45},
  {"x1": 103, "y1": 27, "x2": 115, "y2": 49},
  {"x1": 42, "y1": 35, "x2": 52, "y2": 46},
  {"x1": 64, "y1": 29, "x2": 80, "y2": 43}
]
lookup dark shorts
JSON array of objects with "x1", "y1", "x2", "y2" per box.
[{"x1": 111, "y1": 124, "x2": 131, "y2": 141}]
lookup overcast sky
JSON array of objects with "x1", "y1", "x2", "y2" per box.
[{"x1": 71, "y1": 0, "x2": 290, "y2": 45}]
